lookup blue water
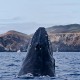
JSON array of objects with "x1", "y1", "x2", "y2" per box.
[{"x1": 0, "y1": 52, "x2": 80, "y2": 80}]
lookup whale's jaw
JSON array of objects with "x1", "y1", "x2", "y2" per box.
[{"x1": 18, "y1": 27, "x2": 55, "y2": 77}]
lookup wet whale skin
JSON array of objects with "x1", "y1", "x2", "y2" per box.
[{"x1": 18, "y1": 27, "x2": 55, "y2": 77}]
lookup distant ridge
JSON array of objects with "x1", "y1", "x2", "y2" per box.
[
  {"x1": 47, "y1": 24, "x2": 80, "y2": 33},
  {"x1": 0, "y1": 30, "x2": 29, "y2": 37}
]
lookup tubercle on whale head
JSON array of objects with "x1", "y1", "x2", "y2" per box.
[{"x1": 30, "y1": 27, "x2": 50, "y2": 50}]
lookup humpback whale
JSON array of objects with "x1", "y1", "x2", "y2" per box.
[{"x1": 18, "y1": 27, "x2": 55, "y2": 77}]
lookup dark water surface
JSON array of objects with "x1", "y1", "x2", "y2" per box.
[{"x1": 0, "y1": 52, "x2": 80, "y2": 80}]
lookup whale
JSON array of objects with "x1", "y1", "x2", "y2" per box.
[{"x1": 18, "y1": 27, "x2": 55, "y2": 77}]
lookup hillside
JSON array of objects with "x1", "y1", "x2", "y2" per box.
[
  {"x1": 0, "y1": 24, "x2": 80, "y2": 52},
  {"x1": 47, "y1": 24, "x2": 80, "y2": 33},
  {"x1": 47, "y1": 24, "x2": 80, "y2": 52},
  {"x1": 0, "y1": 30, "x2": 30, "y2": 52}
]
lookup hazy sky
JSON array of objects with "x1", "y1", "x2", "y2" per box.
[{"x1": 0, "y1": 0, "x2": 80, "y2": 34}]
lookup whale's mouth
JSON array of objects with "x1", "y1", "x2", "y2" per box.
[
  {"x1": 18, "y1": 73, "x2": 54, "y2": 79},
  {"x1": 17, "y1": 73, "x2": 34, "y2": 79}
]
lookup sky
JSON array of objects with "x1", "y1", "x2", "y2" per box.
[{"x1": 0, "y1": 0, "x2": 80, "y2": 34}]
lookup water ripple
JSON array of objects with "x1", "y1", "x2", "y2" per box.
[{"x1": 0, "y1": 52, "x2": 80, "y2": 80}]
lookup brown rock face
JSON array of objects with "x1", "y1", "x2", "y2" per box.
[
  {"x1": 48, "y1": 33, "x2": 80, "y2": 52},
  {"x1": 0, "y1": 24, "x2": 80, "y2": 52},
  {"x1": 0, "y1": 30, "x2": 31, "y2": 52},
  {"x1": 47, "y1": 24, "x2": 80, "y2": 52}
]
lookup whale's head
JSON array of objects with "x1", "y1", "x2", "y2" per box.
[
  {"x1": 18, "y1": 27, "x2": 55, "y2": 77},
  {"x1": 28, "y1": 27, "x2": 53, "y2": 56}
]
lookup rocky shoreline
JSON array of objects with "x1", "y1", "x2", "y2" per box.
[{"x1": 0, "y1": 24, "x2": 80, "y2": 52}]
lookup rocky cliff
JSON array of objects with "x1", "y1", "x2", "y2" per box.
[
  {"x1": 47, "y1": 24, "x2": 80, "y2": 52},
  {"x1": 0, "y1": 30, "x2": 30, "y2": 52},
  {"x1": 0, "y1": 24, "x2": 80, "y2": 52},
  {"x1": 48, "y1": 33, "x2": 80, "y2": 52}
]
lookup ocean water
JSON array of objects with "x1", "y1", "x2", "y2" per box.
[{"x1": 0, "y1": 52, "x2": 80, "y2": 80}]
